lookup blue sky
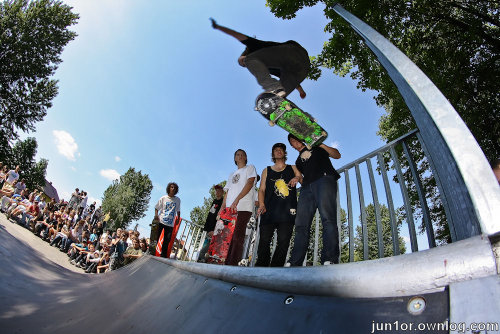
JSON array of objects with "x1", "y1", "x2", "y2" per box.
[{"x1": 24, "y1": 0, "x2": 389, "y2": 239}]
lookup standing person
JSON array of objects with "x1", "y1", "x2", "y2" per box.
[
  {"x1": 197, "y1": 184, "x2": 224, "y2": 262},
  {"x1": 210, "y1": 18, "x2": 310, "y2": 99},
  {"x1": 256, "y1": 143, "x2": 302, "y2": 267},
  {"x1": 78, "y1": 191, "x2": 88, "y2": 216},
  {"x1": 1, "y1": 165, "x2": 20, "y2": 197},
  {"x1": 14, "y1": 179, "x2": 26, "y2": 195},
  {"x1": 154, "y1": 182, "x2": 181, "y2": 258},
  {"x1": 287, "y1": 134, "x2": 342, "y2": 266},
  {"x1": 68, "y1": 188, "x2": 79, "y2": 211},
  {"x1": 223, "y1": 149, "x2": 257, "y2": 266},
  {"x1": 5, "y1": 165, "x2": 20, "y2": 185}
]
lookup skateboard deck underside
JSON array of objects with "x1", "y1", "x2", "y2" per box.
[
  {"x1": 206, "y1": 209, "x2": 238, "y2": 264},
  {"x1": 255, "y1": 93, "x2": 328, "y2": 147}
]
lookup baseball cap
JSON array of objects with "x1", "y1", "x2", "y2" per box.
[{"x1": 272, "y1": 143, "x2": 287, "y2": 151}]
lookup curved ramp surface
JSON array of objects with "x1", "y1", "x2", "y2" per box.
[{"x1": 0, "y1": 219, "x2": 448, "y2": 333}]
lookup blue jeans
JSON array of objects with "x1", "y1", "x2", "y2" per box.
[{"x1": 289, "y1": 175, "x2": 339, "y2": 266}]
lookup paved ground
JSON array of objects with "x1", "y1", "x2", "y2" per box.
[{"x1": 0, "y1": 212, "x2": 84, "y2": 273}]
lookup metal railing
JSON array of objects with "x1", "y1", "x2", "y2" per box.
[{"x1": 167, "y1": 1, "x2": 500, "y2": 267}]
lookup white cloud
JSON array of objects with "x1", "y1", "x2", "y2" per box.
[
  {"x1": 53, "y1": 130, "x2": 79, "y2": 161},
  {"x1": 60, "y1": 190, "x2": 72, "y2": 202},
  {"x1": 89, "y1": 196, "x2": 102, "y2": 207},
  {"x1": 70, "y1": 166, "x2": 76, "y2": 172},
  {"x1": 100, "y1": 169, "x2": 120, "y2": 181},
  {"x1": 329, "y1": 141, "x2": 341, "y2": 149},
  {"x1": 114, "y1": 156, "x2": 121, "y2": 162}
]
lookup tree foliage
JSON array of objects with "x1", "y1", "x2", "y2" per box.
[
  {"x1": 0, "y1": 0, "x2": 79, "y2": 146},
  {"x1": 267, "y1": 0, "x2": 498, "y2": 243},
  {"x1": 353, "y1": 203, "x2": 407, "y2": 261},
  {"x1": 1, "y1": 137, "x2": 48, "y2": 191},
  {"x1": 266, "y1": 0, "x2": 499, "y2": 161},
  {"x1": 101, "y1": 167, "x2": 153, "y2": 230}
]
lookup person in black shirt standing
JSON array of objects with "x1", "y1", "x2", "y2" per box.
[
  {"x1": 256, "y1": 143, "x2": 302, "y2": 267},
  {"x1": 287, "y1": 134, "x2": 342, "y2": 266},
  {"x1": 210, "y1": 18, "x2": 310, "y2": 98},
  {"x1": 197, "y1": 184, "x2": 224, "y2": 262}
]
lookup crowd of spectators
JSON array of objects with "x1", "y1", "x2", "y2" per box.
[{"x1": 0, "y1": 162, "x2": 147, "y2": 274}]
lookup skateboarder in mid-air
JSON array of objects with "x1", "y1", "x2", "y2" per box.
[{"x1": 210, "y1": 18, "x2": 310, "y2": 99}]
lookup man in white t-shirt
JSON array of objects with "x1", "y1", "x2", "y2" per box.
[
  {"x1": 222, "y1": 149, "x2": 257, "y2": 265},
  {"x1": 5, "y1": 166, "x2": 20, "y2": 185},
  {"x1": 154, "y1": 182, "x2": 181, "y2": 258}
]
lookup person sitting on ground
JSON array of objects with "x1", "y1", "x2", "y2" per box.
[
  {"x1": 33, "y1": 207, "x2": 50, "y2": 235},
  {"x1": 68, "y1": 239, "x2": 89, "y2": 262},
  {"x1": 109, "y1": 231, "x2": 129, "y2": 270},
  {"x1": 37, "y1": 211, "x2": 57, "y2": 240},
  {"x1": 96, "y1": 252, "x2": 111, "y2": 273},
  {"x1": 122, "y1": 238, "x2": 143, "y2": 266},
  {"x1": 0, "y1": 188, "x2": 26, "y2": 213},
  {"x1": 139, "y1": 238, "x2": 148, "y2": 253},
  {"x1": 50, "y1": 221, "x2": 71, "y2": 248},
  {"x1": 7, "y1": 192, "x2": 34, "y2": 220}
]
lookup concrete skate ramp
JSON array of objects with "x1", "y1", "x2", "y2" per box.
[{"x1": 0, "y1": 222, "x2": 460, "y2": 333}]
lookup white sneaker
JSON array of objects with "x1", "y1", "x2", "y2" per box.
[
  {"x1": 284, "y1": 262, "x2": 291, "y2": 267},
  {"x1": 323, "y1": 261, "x2": 331, "y2": 266}
]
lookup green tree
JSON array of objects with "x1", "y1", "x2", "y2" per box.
[
  {"x1": 0, "y1": 0, "x2": 79, "y2": 148},
  {"x1": 353, "y1": 204, "x2": 407, "y2": 261},
  {"x1": 2, "y1": 137, "x2": 48, "y2": 191},
  {"x1": 102, "y1": 167, "x2": 153, "y2": 230}
]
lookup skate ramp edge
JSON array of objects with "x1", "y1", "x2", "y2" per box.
[{"x1": 0, "y1": 226, "x2": 495, "y2": 333}]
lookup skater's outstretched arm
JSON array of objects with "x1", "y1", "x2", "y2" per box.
[
  {"x1": 296, "y1": 84, "x2": 306, "y2": 99},
  {"x1": 210, "y1": 18, "x2": 248, "y2": 41}
]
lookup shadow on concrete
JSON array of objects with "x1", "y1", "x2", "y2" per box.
[{"x1": 0, "y1": 222, "x2": 449, "y2": 333}]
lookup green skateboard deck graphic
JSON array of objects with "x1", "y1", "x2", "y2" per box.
[{"x1": 255, "y1": 93, "x2": 327, "y2": 147}]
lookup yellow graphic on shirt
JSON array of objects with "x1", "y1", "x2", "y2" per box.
[{"x1": 274, "y1": 179, "x2": 289, "y2": 198}]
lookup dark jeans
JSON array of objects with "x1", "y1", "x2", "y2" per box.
[
  {"x1": 255, "y1": 221, "x2": 294, "y2": 267},
  {"x1": 289, "y1": 175, "x2": 339, "y2": 266},
  {"x1": 225, "y1": 211, "x2": 252, "y2": 266},
  {"x1": 245, "y1": 43, "x2": 310, "y2": 95},
  {"x1": 157, "y1": 224, "x2": 173, "y2": 258}
]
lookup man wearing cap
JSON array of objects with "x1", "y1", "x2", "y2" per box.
[
  {"x1": 197, "y1": 184, "x2": 225, "y2": 262},
  {"x1": 287, "y1": 134, "x2": 342, "y2": 266},
  {"x1": 256, "y1": 143, "x2": 302, "y2": 267}
]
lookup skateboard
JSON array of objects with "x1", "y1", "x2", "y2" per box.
[
  {"x1": 149, "y1": 217, "x2": 160, "y2": 255},
  {"x1": 255, "y1": 92, "x2": 328, "y2": 148},
  {"x1": 206, "y1": 208, "x2": 238, "y2": 264},
  {"x1": 238, "y1": 215, "x2": 260, "y2": 267},
  {"x1": 149, "y1": 216, "x2": 181, "y2": 257}
]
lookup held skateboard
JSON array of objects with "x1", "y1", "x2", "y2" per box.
[
  {"x1": 149, "y1": 217, "x2": 160, "y2": 255},
  {"x1": 206, "y1": 208, "x2": 238, "y2": 265},
  {"x1": 255, "y1": 92, "x2": 328, "y2": 148}
]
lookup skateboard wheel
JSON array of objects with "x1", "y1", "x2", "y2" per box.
[
  {"x1": 306, "y1": 144, "x2": 312, "y2": 150},
  {"x1": 322, "y1": 131, "x2": 327, "y2": 136},
  {"x1": 268, "y1": 121, "x2": 275, "y2": 127},
  {"x1": 285, "y1": 104, "x2": 292, "y2": 111}
]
